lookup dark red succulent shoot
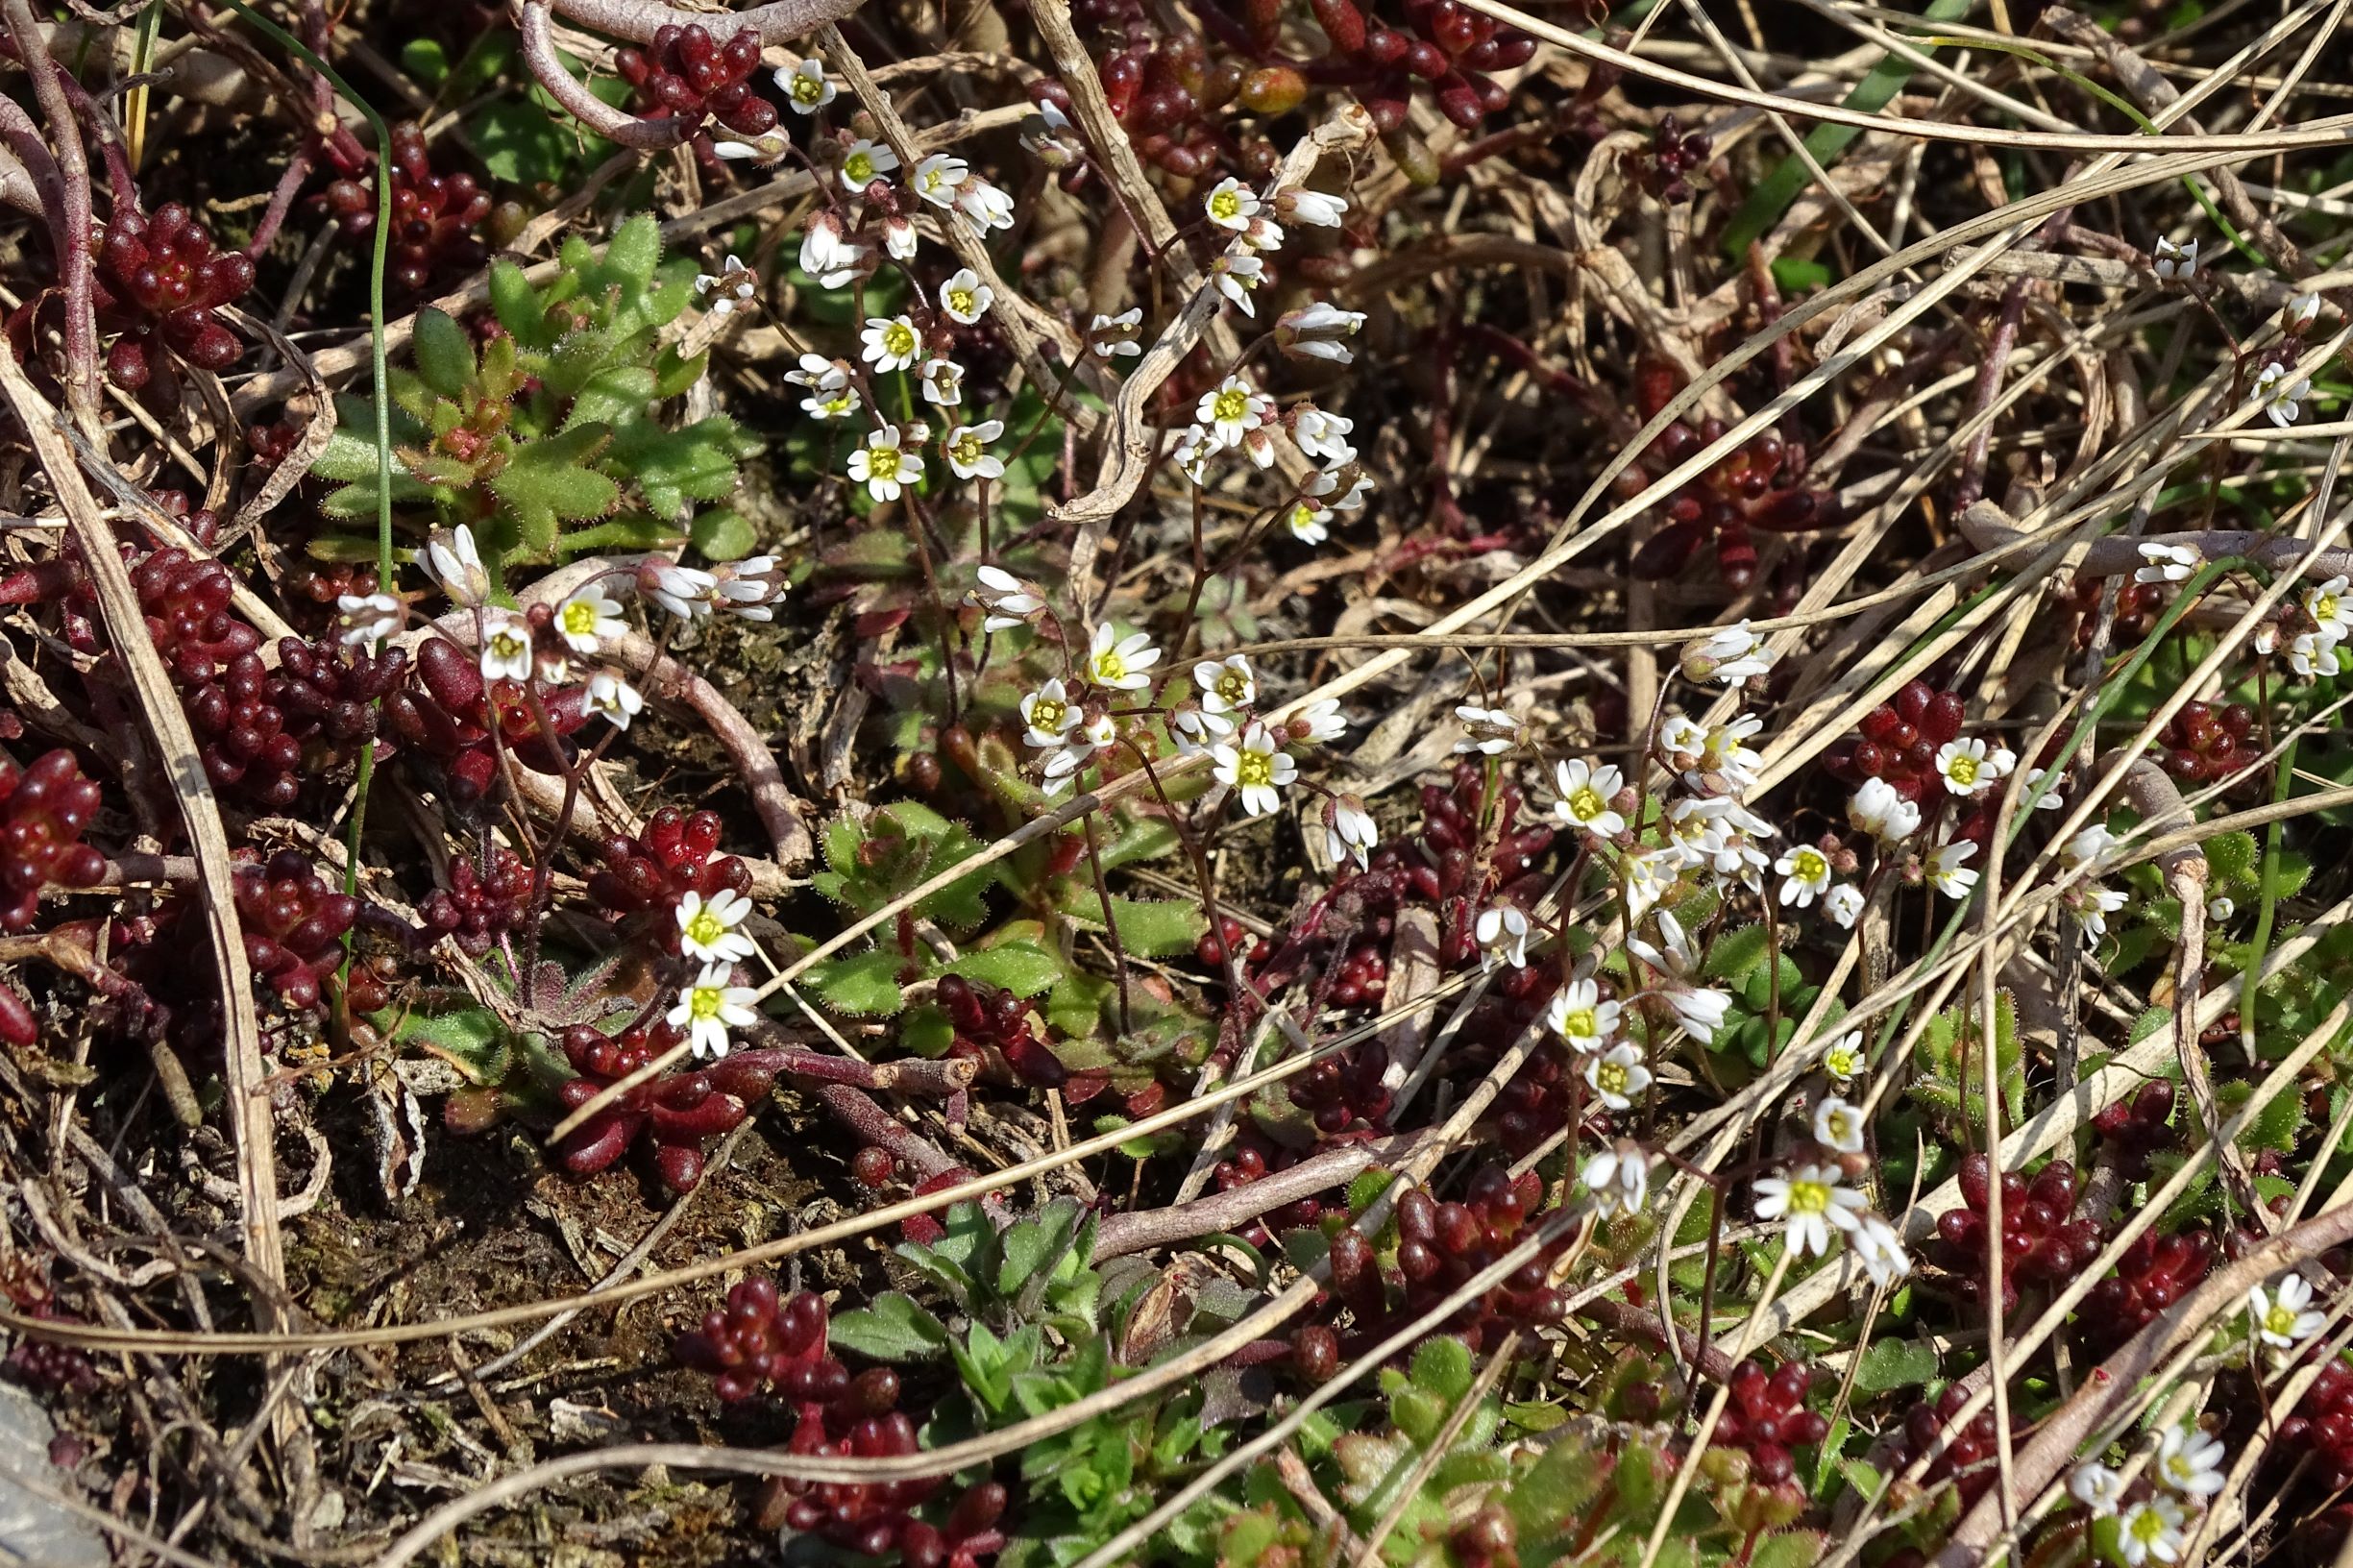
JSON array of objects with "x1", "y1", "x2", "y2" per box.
[
  {"x1": 2082, "y1": 1228, "x2": 2214, "y2": 1355},
  {"x1": 553, "y1": 1019, "x2": 789, "y2": 1192},
  {"x1": 1712, "y1": 1360, "x2": 1830, "y2": 1486},
  {"x1": 385, "y1": 637, "x2": 588, "y2": 806},
  {"x1": 1928, "y1": 1155, "x2": 2104, "y2": 1314},
  {"x1": 1892, "y1": 1383, "x2": 2003, "y2": 1511},
  {"x1": 0, "y1": 750, "x2": 108, "y2": 932},
  {"x1": 1321, "y1": 1165, "x2": 1568, "y2": 1357},
  {"x1": 96, "y1": 204, "x2": 254, "y2": 393},
  {"x1": 1639, "y1": 113, "x2": 1711, "y2": 204},
  {"x1": 233, "y1": 851, "x2": 360, "y2": 1011},
  {"x1": 321, "y1": 124, "x2": 493, "y2": 295},
  {"x1": 2157, "y1": 699, "x2": 2258, "y2": 788},
  {"x1": 937, "y1": 973, "x2": 1069, "y2": 1089},
  {"x1": 419, "y1": 844, "x2": 533, "y2": 958},
  {"x1": 2091, "y1": 1079, "x2": 2177, "y2": 1181},
  {"x1": 1822, "y1": 679, "x2": 1969, "y2": 811},
  {"x1": 586, "y1": 807, "x2": 753, "y2": 950},
  {"x1": 615, "y1": 26, "x2": 778, "y2": 175}
]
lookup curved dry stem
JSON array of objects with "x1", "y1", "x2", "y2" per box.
[{"x1": 514, "y1": 0, "x2": 692, "y2": 148}]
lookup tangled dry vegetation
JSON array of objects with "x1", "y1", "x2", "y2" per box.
[{"x1": 3, "y1": 0, "x2": 2353, "y2": 1562}]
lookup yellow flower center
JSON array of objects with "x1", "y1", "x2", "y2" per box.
[
  {"x1": 1826, "y1": 1047, "x2": 1860, "y2": 1078},
  {"x1": 1210, "y1": 188, "x2": 1242, "y2": 222},
  {"x1": 689, "y1": 987, "x2": 725, "y2": 1022},
  {"x1": 947, "y1": 286, "x2": 976, "y2": 316},
  {"x1": 1826, "y1": 1111, "x2": 1857, "y2": 1142},
  {"x1": 1786, "y1": 1178, "x2": 1831, "y2": 1215},
  {"x1": 561, "y1": 601, "x2": 600, "y2": 637},
  {"x1": 490, "y1": 629, "x2": 527, "y2": 660},
  {"x1": 1213, "y1": 670, "x2": 1250, "y2": 704},
  {"x1": 1792, "y1": 848, "x2": 1827, "y2": 882},
  {"x1": 684, "y1": 910, "x2": 725, "y2": 949},
  {"x1": 846, "y1": 152, "x2": 875, "y2": 182},
  {"x1": 1212, "y1": 388, "x2": 1250, "y2": 424},
  {"x1": 1595, "y1": 1061, "x2": 1630, "y2": 1094},
  {"x1": 1030, "y1": 698, "x2": 1066, "y2": 730},
  {"x1": 882, "y1": 322, "x2": 916, "y2": 358},
  {"x1": 2318, "y1": 593, "x2": 2339, "y2": 621},
  {"x1": 1948, "y1": 755, "x2": 1980, "y2": 787},
  {"x1": 2266, "y1": 1304, "x2": 2298, "y2": 1335},
  {"x1": 1094, "y1": 650, "x2": 1128, "y2": 683},
  {"x1": 1290, "y1": 505, "x2": 1319, "y2": 534},
  {"x1": 793, "y1": 75, "x2": 823, "y2": 104},
  {"x1": 1562, "y1": 1007, "x2": 1596, "y2": 1039},
  {"x1": 1568, "y1": 786, "x2": 1605, "y2": 822},
  {"x1": 951, "y1": 433, "x2": 982, "y2": 465},
  {"x1": 821, "y1": 393, "x2": 855, "y2": 416},
  {"x1": 2129, "y1": 1511, "x2": 2167, "y2": 1546},
  {"x1": 870, "y1": 448, "x2": 904, "y2": 481},
  {"x1": 1232, "y1": 749, "x2": 1274, "y2": 788}
]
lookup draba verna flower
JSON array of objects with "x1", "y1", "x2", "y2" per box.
[
  {"x1": 2308, "y1": 576, "x2": 2353, "y2": 640},
  {"x1": 694, "y1": 254, "x2": 757, "y2": 314},
  {"x1": 861, "y1": 314, "x2": 922, "y2": 373},
  {"x1": 2135, "y1": 541, "x2": 2200, "y2": 584},
  {"x1": 1583, "y1": 1041, "x2": 1652, "y2": 1111},
  {"x1": 777, "y1": 56, "x2": 835, "y2": 113},
  {"x1": 2020, "y1": 766, "x2": 2067, "y2": 812},
  {"x1": 1932, "y1": 736, "x2": 2016, "y2": 798},
  {"x1": 554, "y1": 585, "x2": 625, "y2": 656},
  {"x1": 1278, "y1": 186, "x2": 1349, "y2": 227},
  {"x1": 2070, "y1": 1462, "x2": 2126, "y2": 1518},
  {"x1": 1552, "y1": 758, "x2": 1626, "y2": 837},
  {"x1": 1291, "y1": 406, "x2": 1356, "y2": 464},
  {"x1": 968, "y1": 565, "x2": 1042, "y2": 632},
  {"x1": 798, "y1": 213, "x2": 867, "y2": 288},
  {"x1": 838, "y1": 136, "x2": 899, "y2": 192},
  {"x1": 939, "y1": 267, "x2": 993, "y2": 325},
  {"x1": 879, "y1": 213, "x2": 917, "y2": 262},
  {"x1": 1020, "y1": 99, "x2": 1081, "y2": 163},
  {"x1": 910, "y1": 151, "x2": 969, "y2": 208},
  {"x1": 1211, "y1": 249, "x2": 1265, "y2": 315},
  {"x1": 2118, "y1": 1498, "x2": 2187, "y2": 1567},
  {"x1": 478, "y1": 611, "x2": 533, "y2": 683},
  {"x1": 1090, "y1": 307, "x2": 1144, "y2": 358},
  {"x1": 1204, "y1": 176, "x2": 1261, "y2": 232},
  {"x1": 1198, "y1": 375, "x2": 1271, "y2": 449},
  {"x1": 2152, "y1": 235, "x2": 2197, "y2": 282},
  {"x1": 1277, "y1": 302, "x2": 1365, "y2": 365},
  {"x1": 1681, "y1": 619, "x2": 1777, "y2": 687},
  {"x1": 2249, "y1": 1272, "x2": 2328, "y2": 1352},
  {"x1": 1324, "y1": 794, "x2": 1378, "y2": 870},
  {"x1": 2060, "y1": 823, "x2": 2115, "y2": 870},
  {"x1": 2291, "y1": 628, "x2": 2343, "y2": 678},
  {"x1": 944, "y1": 420, "x2": 1006, "y2": 481},
  {"x1": 919, "y1": 356, "x2": 967, "y2": 408},
  {"x1": 955, "y1": 178, "x2": 1016, "y2": 232},
  {"x1": 1286, "y1": 495, "x2": 1332, "y2": 546},
  {"x1": 2208, "y1": 894, "x2": 2236, "y2": 923},
  {"x1": 1582, "y1": 1140, "x2": 1652, "y2": 1218},
  {"x1": 1826, "y1": 882, "x2": 1864, "y2": 928},
  {"x1": 711, "y1": 135, "x2": 786, "y2": 164},
  {"x1": 708, "y1": 557, "x2": 779, "y2": 622},
  {"x1": 1776, "y1": 844, "x2": 1833, "y2": 908},
  {"x1": 2073, "y1": 882, "x2": 2127, "y2": 941},
  {"x1": 336, "y1": 592, "x2": 402, "y2": 647},
  {"x1": 1752, "y1": 1164, "x2": 1868, "y2": 1258},
  {"x1": 420, "y1": 523, "x2": 490, "y2": 607},
  {"x1": 1621, "y1": 848, "x2": 1684, "y2": 924},
  {"x1": 1850, "y1": 1212, "x2": 1912, "y2": 1287},
  {"x1": 2289, "y1": 291, "x2": 2323, "y2": 331},
  {"x1": 676, "y1": 888, "x2": 757, "y2": 965},
  {"x1": 1822, "y1": 1031, "x2": 1864, "y2": 1085},
  {"x1": 1475, "y1": 903, "x2": 1531, "y2": 969},
  {"x1": 1924, "y1": 838, "x2": 1980, "y2": 900},
  {"x1": 587, "y1": 671, "x2": 644, "y2": 729},
  {"x1": 1849, "y1": 776, "x2": 1922, "y2": 843},
  {"x1": 1453, "y1": 704, "x2": 1520, "y2": 755},
  {"x1": 1196, "y1": 654, "x2": 1256, "y2": 719},
  {"x1": 1626, "y1": 910, "x2": 1729, "y2": 1043},
  {"x1": 2254, "y1": 360, "x2": 2312, "y2": 428},
  {"x1": 1545, "y1": 978, "x2": 1621, "y2": 1055},
  {"x1": 1084, "y1": 624, "x2": 1161, "y2": 691},
  {"x1": 1019, "y1": 678, "x2": 1081, "y2": 750},
  {"x1": 645, "y1": 561, "x2": 717, "y2": 621},
  {"x1": 668, "y1": 962, "x2": 760, "y2": 1059},
  {"x1": 846, "y1": 425, "x2": 920, "y2": 503},
  {"x1": 1813, "y1": 1095, "x2": 1867, "y2": 1154},
  {"x1": 2153, "y1": 1424, "x2": 2226, "y2": 1500},
  {"x1": 1238, "y1": 215, "x2": 1286, "y2": 254},
  {"x1": 1211, "y1": 723, "x2": 1297, "y2": 818},
  {"x1": 1292, "y1": 697, "x2": 1348, "y2": 745}
]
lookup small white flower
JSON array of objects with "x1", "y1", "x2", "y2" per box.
[
  {"x1": 2290, "y1": 292, "x2": 2323, "y2": 331},
  {"x1": 1204, "y1": 176, "x2": 1261, "y2": 232},
  {"x1": 861, "y1": 314, "x2": 922, "y2": 374},
  {"x1": 1020, "y1": 99, "x2": 1080, "y2": 162},
  {"x1": 1583, "y1": 1041, "x2": 1652, "y2": 1111},
  {"x1": 1211, "y1": 722, "x2": 1297, "y2": 818},
  {"x1": 1776, "y1": 844, "x2": 1834, "y2": 908},
  {"x1": 1822, "y1": 1031, "x2": 1864, "y2": 1085},
  {"x1": 646, "y1": 562, "x2": 717, "y2": 622},
  {"x1": 2291, "y1": 627, "x2": 2343, "y2": 679},
  {"x1": 1813, "y1": 1095, "x2": 1867, "y2": 1154},
  {"x1": 1933, "y1": 737, "x2": 2015, "y2": 799},
  {"x1": 2074, "y1": 882, "x2": 2127, "y2": 942},
  {"x1": 1924, "y1": 838, "x2": 1979, "y2": 900},
  {"x1": 1850, "y1": 1211, "x2": 1912, "y2": 1287},
  {"x1": 969, "y1": 564, "x2": 1043, "y2": 632},
  {"x1": 882, "y1": 213, "x2": 919, "y2": 262},
  {"x1": 777, "y1": 57, "x2": 835, "y2": 114},
  {"x1": 1171, "y1": 425, "x2": 1213, "y2": 484},
  {"x1": 1683, "y1": 619, "x2": 1777, "y2": 687},
  {"x1": 420, "y1": 523, "x2": 490, "y2": 607},
  {"x1": 955, "y1": 178, "x2": 1016, "y2": 233},
  {"x1": 2119, "y1": 1497, "x2": 2187, "y2": 1566},
  {"x1": 839, "y1": 137, "x2": 900, "y2": 192},
  {"x1": 1621, "y1": 849, "x2": 1685, "y2": 925},
  {"x1": 587, "y1": 671, "x2": 643, "y2": 729},
  {"x1": 2152, "y1": 235, "x2": 2198, "y2": 282},
  {"x1": 1553, "y1": 758, "x2": 1626, "y2": 838},
  {"x1": 2135, "y1": 542, "x2": 2200, "y2": 584},
  {"x1": 801, "y1": 381, "x2": 861, "y2": 421},
  {"x1": 1848, "y1": 778, "x2": 1921, "y2": 843},
  {"x1": 2153, "y1": 1424, "x2": 2226, "y2": 1499},
  {"x1": 336, "y1": 591, "x2": 402, "y2": 647},
  {"x1": 1453, "y1": 704, "x2": 1519, "y2": 755},
  {"x1": 1278, "y1": 186, "x2": 1349, "y2": 227},
  {"x1": 1170, "y1": 706, "x2": 1221, "y2": 756},
  {"x1": 1475, "y1": 904, "x2": 1531, "y2": 969},
  {"x1": 666, "y1": 962, "x2": 760, "y2": 1059},
  {"x1": 2021, "y1": 766, "x2": 2067, "y2": 812},
  {"x1": 917, "y1": 355, "x2": 967, "y2": 408},
  {"x1": 676, "y1": 888, "x2": 757, "y2": 965},
  {"x1": 1286, "y1": 497, "x2": 1332, "y2": 546},
  {"x1": 1277, "y1": 301, "x2": 1364, "y2": 365},
  {"x1": 1195, "y1": 654, "x2": 1256, "y2": 718},
  {"x1": 1084, "y1": 624, "x2": 1161, "y2": 692},
  {"x1": 2305, "y1": 576, "x2": 2353, "y2": 640},
  {"x1": 1211, "y1": 249, "x2": 1265, "y2": 316},
  {"x1": 1581, "y1": 1140, "x2": 1653, "y2": 1218},
  {"x1": 1020, "y1": 678, "x2": 1081, "y2": 750},
  {"x1": 709, "y1": 557, "x2": 779, "y2": 622},
  {"x1": 944, "y1": 419, "x2": 1006, "y2": 481},
  {"x1": 1292, "y1": 406, "x2": 1356, "y2": 464},
  {"x1": 1627, "y1": 911, "x2": 1729, "y2": 1043},
  {"x1": 1826, "y1": 883, "x2": 1865, "y2": 929},
  {"x1": 693, "y1": 254, "x2": 758, "y2": 315},
  {"x1": 798, "y1": 214, "x2": 868, "y2": 288},
  {"x1": 1197, "y1": 375, "x2": 1272, "y2": 449},
  {"x1": 1238, "y1": 215, "x2": 1286, "y2": 254},
  {"x1": 1293, "y1": 698, "x2": 1347, "y2": 745},
  {"x1": 1694, "y1": 713, "x2": 1766, "y2": 795},
  {"x1": 1325, "y1": 795, "x2": 1378, "y2": 870},
  {"x1": 1090, "y1": 307, "x2": 1144, "y2": 358},
  {"x1": 2255, "y1": 360, "x2": 2313, "y2": 428},
  {"x1": 2070, "y1": 1462, "x2": 2126, "y2": 1518},
  {"x1": 938, "y1": 267, "x2": 993, "y2": 325},
  {"x1": 1546, "y1": 978, "x2": 1621, "y2": 1055},
  {"x1": 2249, "y1": 1273, "x2": 2327, "y2": 1350},
  {"x1": 2208, "y1": 894, "x2": 2236, "y2": 923},
  {"x1": 910, "y1": 152, "x2": 970, "y2": 208},
  {"x1": 710, "y1": 136, "x2": 786, "y2": 164},
  {"x1": 846, "y1": 425, "x2": 921, "y2": 503},
  {"x1": 1752, "y1": 1164, "x2": 1868, "y2": 1259},
  {"x1": 478, "y1": 611, "x2": 533, "y2": 683},
  {"x1": 553, "y1": 586, "x2": 625, "y2": 656},
  {"x1": 2060, "y1": 824, "x2": 2116, "y2": 870}
]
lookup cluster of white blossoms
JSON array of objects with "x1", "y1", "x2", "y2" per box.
[
  {"x1": 2070, "y1": 1418, "x2": 2229, "y2": 1566},
  {"x1": 1752, "y1": 1157, "x2": 1910, "y2": 1287},
  {"x1": 2281, "y1": 572, "x2": 2353, "y2": 679}
]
